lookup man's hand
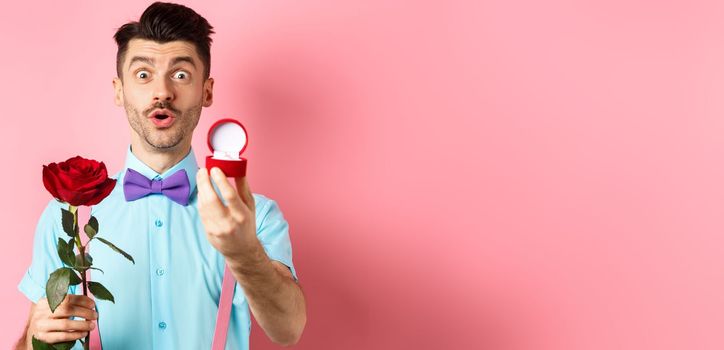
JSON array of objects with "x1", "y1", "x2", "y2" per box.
[
  {"x1": 196, "y1": 167, "x2": 257, "y2": 260},
  {"x1": 195, "y1": 167, "x2": 306, "y2": 345},
  {"x1": 28, "y1": 295, "x2": 97, "y2": 345}
]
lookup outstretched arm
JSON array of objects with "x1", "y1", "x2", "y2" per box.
[{"x1": 196, "y1": 167, "x2": 306, "y2": 345}]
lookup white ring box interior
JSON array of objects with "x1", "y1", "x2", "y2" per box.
[{"x1": 210, "y1": 122, "x2": 247, "y2": 161}]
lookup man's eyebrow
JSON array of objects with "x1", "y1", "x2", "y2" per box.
[
  {"x1": 126, "y1": 56, "x2": 196, "y2": 69},
  {"x1": 128, "y1": 56, "x2": 154, "y2": 68},
  {"x1": 170, "y1": 56, "x2": 196, "y2": 68}
]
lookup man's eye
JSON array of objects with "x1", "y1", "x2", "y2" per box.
[
  {"x1": 136, "y1": 71, "x2": 150, "y2": 79},
  {"x1": 174, "y1": 71, "x2": 188, "y2": 79}
]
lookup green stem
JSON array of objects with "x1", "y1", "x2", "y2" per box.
[
  {"x1": 71, "y1": 206, "x2": 91, "y2": 350},
  {"x1": 79, "y1": 246, "x2": 90, "y2": 350}
]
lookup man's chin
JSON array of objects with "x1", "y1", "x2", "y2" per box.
[{"x1": 145, "y1": 137, "x2": 184, "y2": 151}]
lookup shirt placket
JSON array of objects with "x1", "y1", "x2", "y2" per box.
[{"x1": 148, "y1": 179, "x2": 172, "y2": 349}]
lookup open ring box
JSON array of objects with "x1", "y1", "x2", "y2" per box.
[{"x1": 205, "y1": 118, "x2": 248, "y2": 178}]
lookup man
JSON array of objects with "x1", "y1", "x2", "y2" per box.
[{"x1": 16, "y1": 2, "x2": 306, "y2": 349}]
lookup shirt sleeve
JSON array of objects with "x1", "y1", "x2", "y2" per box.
[
  {"x1": 18, "y1": 200, "x2": 78, "y2": 303},
  {"x1": 253, "y1": 194, "x2": 298, "y2": 282}
]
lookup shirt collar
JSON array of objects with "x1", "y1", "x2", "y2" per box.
[{"x1": 123, "y1": 145, "x2": 199, "y2": 196}]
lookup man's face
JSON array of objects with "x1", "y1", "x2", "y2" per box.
[{"x1": 113, "y1": 39, "x2": 213, "y2": 152}]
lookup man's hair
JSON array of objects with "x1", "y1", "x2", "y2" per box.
[{"x1": 113, "y1": 2, "x2": 215, "y2": 80}]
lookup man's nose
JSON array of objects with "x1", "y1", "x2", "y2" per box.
[{"x1": 153, "y1": 78, "x2": 174, "y2": 102}]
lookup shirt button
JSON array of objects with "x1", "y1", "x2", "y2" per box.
[
  {"x1": 156, "y1": 268, "x2": 165, "y2": 276},
  {"x1": 158, "y1": 321, "x2": 167, "y2": 330},
  {"x1": 155, "y1": 219, "x2": 163, "y2": 228}
]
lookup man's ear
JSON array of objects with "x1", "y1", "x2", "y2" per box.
[
  {"x1": 202, "y1": 77, "x2": 214, "y2": 107},
  {"x1": 112, "y1": 77, "x2": 124, "y2": 106}
]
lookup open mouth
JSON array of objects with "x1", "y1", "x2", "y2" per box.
[{"x1": 148, "y1": 109, "x2": 176, "y2": 128}]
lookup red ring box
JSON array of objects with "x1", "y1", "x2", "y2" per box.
[{"x1": 205, "y1": 118, "x2": 248, "y2": 178}]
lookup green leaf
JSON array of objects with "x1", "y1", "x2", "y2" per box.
[
  {"x1": 60, "y1": 208, "x2": 77, "y2": 237},
  {"x1": 96, "y1": 237, "x2": 135, "y2": 264},
  {"x1": 88, "y1": 281, "x2": 114, "y2": 303},
  {"x1": 84, "y1": 216, "x2": 99, "y2": 239},
  {"x1": 56, "y1": 341, "x2": 77, "y2": 350},
  {"x1": 31, "y1": 336, "x2": 55, "y2": 350},
  {"x1": 73, "y1": 253, "x2": 92, "y2": 272},
  {"x1": 46, "y1": 268, "x2": 70, "y2": 313},
  {"x1": 56, "y1": 238, "x2": 75, "y2": 267},
  {"x1": 52, "y1": 341, "x2": 76, "y2": 350},
  {"x1": 31, "y1": 334, "x2": 76, "y2": 349},
  {"x1": 89, "y1": 266, "x2": 105, "y2": 274},
  {"x1": 66, "y1": 268, "x2": 82, "y2": 286},
  {"x1": 84, "y1": 224, "x2": 96, "y2": 239},
  {"x1": 89, "y1": 215, "x2": 99, "y2": 232}
]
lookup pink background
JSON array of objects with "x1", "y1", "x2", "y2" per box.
[{"x1": 2, "y1": 1, "x2": 724, "y2": 349}]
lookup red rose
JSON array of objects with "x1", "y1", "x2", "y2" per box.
[{"x1": 42, "y1": 156, "x2": 117, "y2": 206}]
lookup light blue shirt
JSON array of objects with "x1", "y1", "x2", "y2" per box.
[{"x1": 18, "y1": 147, "x2": 297, "y2": 349}]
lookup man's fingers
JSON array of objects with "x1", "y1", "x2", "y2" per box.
[
  {"x1": 209, "y1": 167, "x2": 245, "y2": 215},
  {"x1": 35, "y1": 330, "x2": 89, "y2": 344},
  {"x1": 196, "y1": 168, "x2": 228, "y2": 217},
  {"x1": 36, "y1": 318, "x2": 95, "y2": 333},
  {"x1": 52, "y1": 303, "x2": 98, "y2": 321},
  {"x1": 32, "y1": 296, "x2": 96, "y2": 345},
  {"x1": 234, "y1": 176, "x2": 255, "y2": 211},
  {"x1": 65, "y1": 295, "x2": 96, "y2": 310}
]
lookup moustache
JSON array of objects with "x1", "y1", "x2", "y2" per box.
[{"x1": 144, "y1": 102, "x2": 181, "y2": 117}]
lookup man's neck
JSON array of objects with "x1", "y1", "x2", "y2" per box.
[{"x1": 130, "y1": 140, "x2": 191, "y2": 175}]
